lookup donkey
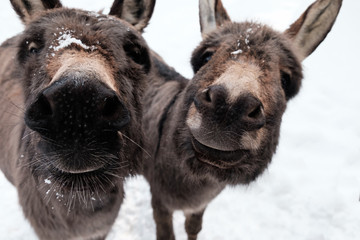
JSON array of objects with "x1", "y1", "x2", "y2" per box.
[
  {"x1": 142, "y1": 0, "x2": 342, "y2": 239},
  {"x1": 0, "y1": 0, "x2": 155, "y2": 239}
]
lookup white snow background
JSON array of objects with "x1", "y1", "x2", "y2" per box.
[{"x1": 0, "y1": 0, "x2": 359, "y2": 239}]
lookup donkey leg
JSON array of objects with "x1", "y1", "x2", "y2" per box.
[
  {"x1": 152, "y1": 197, "x2": 175, "y2": 240},
  {"x1": 185, "y1": 208, "x2": 206, "y2": 240}
]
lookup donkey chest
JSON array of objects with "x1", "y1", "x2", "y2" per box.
[{"x1": 156, "y1": 167, "x2": 225, "y2": 211}]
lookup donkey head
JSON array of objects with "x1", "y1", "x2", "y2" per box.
[
  {"x1": 12, "y1": 0, "x2": 154, "y2": 207},
  {"x1": 183, "y1": 0, "x2": 342, "y2": 184}
]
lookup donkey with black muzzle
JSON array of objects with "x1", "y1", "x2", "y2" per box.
[
  {"x1": 142, "y1": 0, "x2": 342, "y2": 239},
  {"x1": 0, "y1": 0, "x2": 155, "y2": 239}
]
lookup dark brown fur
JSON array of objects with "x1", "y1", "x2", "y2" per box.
[
  {"x1": 143, "y1": 0, "x2": 342, "y2": 239},
  {"x1": 0, "y1": 1, "x2": 154, "y2": 239}
]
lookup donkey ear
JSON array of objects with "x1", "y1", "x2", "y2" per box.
[
  {"x1": 109, "y1": 0, "x2": 156, "y2": 32},
  {"x1": 199, "y1": 0, "x2": 231, "y2": 38},
  {"x1": 285, "y1": 0, "x2": 342, "y2": 61},
  {"x1": 10, "y1": 0, "x2": 62, "y2": 24}
]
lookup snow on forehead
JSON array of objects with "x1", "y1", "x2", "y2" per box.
[
  {"x1": 49, "y1": 29, "x2": 97, "y2": 53},
  {"x1": 46, "y1": 11, "x2": 129, "y2": 56},
  {"x1": 231, "y1": 27, "x2": 255, "y2": 57}
]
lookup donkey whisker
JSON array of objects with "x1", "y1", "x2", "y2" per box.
[{"x1": 121, "y1": 132, "x2": 151, "y2": 158}]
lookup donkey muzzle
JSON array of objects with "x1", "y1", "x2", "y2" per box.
[{"x1": 25, "y1": 76, "x2": 130, "y2": 136}]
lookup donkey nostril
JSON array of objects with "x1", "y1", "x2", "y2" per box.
[
  {"x1": 102, "y1": 96, "x2": 121, "y2": 120},
  {"x1": 203, "y1": 88, "x2": 212, "y2": 103},
  {"x1": 37, "y1": 94, "x2": 53, "y2": 117},
  {"x1": 248, "y1": 104, "x2": 263, "y2": 119},
  {"x1": 25, "y1": 93, "x2": 54, "y2": 132},
  {"x1": 195, "y1": 85, "x2": 227, "y2": 111},
  {"x1": 101, "y1": 95, "x2": 130, "y2": 130},
  {"x1": 236, "y1": 95, "x2": 265, "y2": 131}
]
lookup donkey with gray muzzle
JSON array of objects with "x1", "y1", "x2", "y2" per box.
[
  {"x1": 0, "y1": 0, "x2": 155, "y2": 239},
  {"x1": 142, "y1": 0, "x2": 342, "y2": 239}
]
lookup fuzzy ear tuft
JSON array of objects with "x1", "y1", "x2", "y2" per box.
[
  {"x1": 10, "y1": 0, "x2": 62, "y2": 24},
  {"x1": 199, "y1": 0, "x2": 231, "y2": 38},
  {"x1": 285, "y1": 0, "x2": 342, "y2": 61},
  {"x1": 109, "y1": 0, "x2": 156, "y2": 32}
]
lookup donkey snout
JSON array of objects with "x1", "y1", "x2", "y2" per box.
[
  {"x1": 25, "y1": 78, "x2": 130, "y2": 135},
  {"x1": 194, "y1": 85, "x2": 265, "y2": 131}
]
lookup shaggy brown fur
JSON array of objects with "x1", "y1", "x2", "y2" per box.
[
  {"x1": 142, "y1": 0, "x2": 342, "y2": 239},
  {"x1": 0, "y1": 0, "x2": 155, "y2": 239}
]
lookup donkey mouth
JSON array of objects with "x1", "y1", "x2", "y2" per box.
[
  {"x1": 36, "y1": 139, "x2": 117, "y2": 174},
  {"x1": 46, "y1": 166, "x2": 118, "y2": 192},
  {"x1": 51, "y1": 157, "x2": 107, "y2": 174},
  {"x1": 55, "y1": 165, "x2": 105, "y2": 174},
  {"x1": 50, "y1": 163, "x2": 106, "y2": 180},
  {"x1": 191, "y1": 135, "x2": 249, "y2": 169}
]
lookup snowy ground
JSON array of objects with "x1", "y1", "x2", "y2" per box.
[{"x1": 1, "y1": 0, "x2": 359, "y2": 239}]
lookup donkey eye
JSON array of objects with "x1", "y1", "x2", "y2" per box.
[
  {"x1": 201, "y1": 51, "x2": 214, "y2": 65},
  {"x1": 28, "y1": 42, "x2": 40, "y2": 54},
  {"x1": 280, "y1": 71, "x2": 292, "y2": 99},
  {"x1": 191, "y1": 49, "x2": 215, "y2": 73},
  {"x1": 123, "y1": 42, "x2": 151, "y2": 73}
]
